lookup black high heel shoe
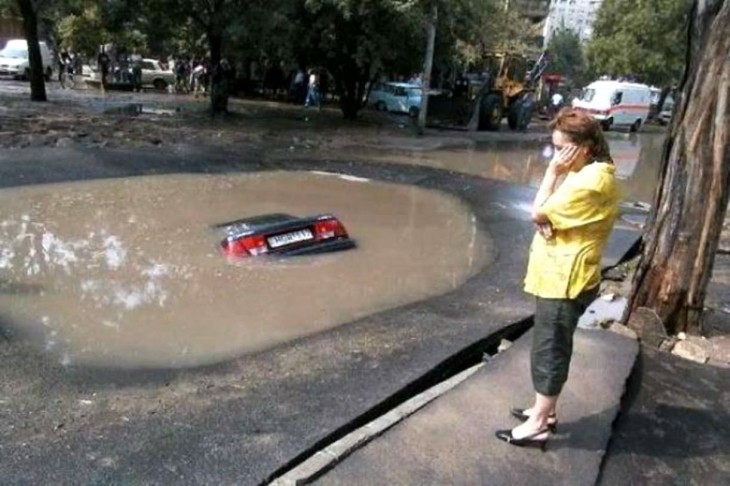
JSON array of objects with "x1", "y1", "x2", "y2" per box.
[
  {"x1": 510, "y1": 407, "x2": 558, "y2": 432},
  {"x1": 494, "y1": 428, "x2": 551, "y2": 450}
]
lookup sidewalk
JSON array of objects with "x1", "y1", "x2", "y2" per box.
[{"x1": 304, "y1": 328, "x2": 639, "y2": 485}]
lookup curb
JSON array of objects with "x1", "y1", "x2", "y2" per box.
[{"x1": 268, "y1": 363, "x2": 485, "y2": 485}]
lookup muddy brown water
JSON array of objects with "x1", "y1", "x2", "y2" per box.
[
  {"x1": 0, "y1": 172, "x2": 489, "y2": 369},
  {"x1": 355, "y1": 133, "x2": 665, "y2": 205}
]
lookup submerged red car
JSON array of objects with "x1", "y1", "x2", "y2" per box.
[{"x1": 217, "y1": 213, "x2": 355, "y2": 258}]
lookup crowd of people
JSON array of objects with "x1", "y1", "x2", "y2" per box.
[
  {"x1": 57, "y1": 49, "x2": 84, "y2": 88},
  {"x1": 55, "y1": 42, "x2": 332, "y2": 112},
  {"x1": 263, "y1": 65, "x2": 329, "y2": 108},
  {"x1": 94, "y1": 45, "x2": 145, "y2": 91},
  {"x1": 169, "y1": 55, "x2": 215, "y2": 96}
]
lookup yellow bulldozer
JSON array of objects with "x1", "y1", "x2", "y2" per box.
[
  {"x1": 429, "y1": 50, "x2": 548, "y2": 131},
  {"x1": 476, "y1": 51, "x2": 545, "y2": 130}
]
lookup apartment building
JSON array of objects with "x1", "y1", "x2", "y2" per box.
[{"x1": 544, "y1": 0, "x2": 604, "y2": 43}]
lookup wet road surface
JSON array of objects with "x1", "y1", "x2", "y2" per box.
[
  {"x1": 0, "y1": 171, "x2": 486, "y2": 368},
  {"x1": 339, "y1": 132, "x2": 665, "y2": 205}
]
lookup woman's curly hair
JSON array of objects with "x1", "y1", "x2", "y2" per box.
[{"x1": 550, "y1": 108, "x2": 613, "y2": 164}]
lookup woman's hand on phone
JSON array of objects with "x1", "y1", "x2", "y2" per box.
[
  {"x1": 549, "y1": 145, "x2": 580, "y2": 175},
  {"x1": 537, "y1": 222, "x2": 555, "y2": 240}
]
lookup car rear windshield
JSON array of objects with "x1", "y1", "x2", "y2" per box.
[{"x1": 0, "y1": 48, "x2": 27, "y2": 58}]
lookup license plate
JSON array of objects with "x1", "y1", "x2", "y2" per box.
[{"x1": 267, "y1": 229, "x2": 313, "y2": 248}]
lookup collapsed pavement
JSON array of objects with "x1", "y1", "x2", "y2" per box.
[
  {"x1": 0, "y1": 144, "x2": 637, "y2": 483},
  {"x1": 1, "y1": 90, "x2": 724, "y2": 484}
]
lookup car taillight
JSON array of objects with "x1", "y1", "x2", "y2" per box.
[
  {"x1": 313, "y1": 218, "x2": 348, "y2": 241},
  {"x1": 221, "y1": 234, "x2": 269, "y2": 257}
]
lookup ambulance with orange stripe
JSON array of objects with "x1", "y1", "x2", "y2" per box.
[{"x1": 572, "y1": 80, "x2": 652, "y2": 132}]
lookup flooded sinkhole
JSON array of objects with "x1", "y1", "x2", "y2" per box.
[{"x1": 0, "y1": 171, "x2": 489, "y2": 369}]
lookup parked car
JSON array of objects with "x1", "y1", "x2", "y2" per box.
[
  {"x1": 216, "y1": 213, "x2": 356, "y2": 258},
  {"x1": 0, "y1": 39, "x2": 53, "y2": 81},
  {"x1": 572, "y1": 80, "x2": 652, "y2": 132},
  {"x1": 81, "y1": 64, "x2": 97, "y2": 80},
  {"x1": 369, "y1": 82, "x2": 423, "y2": 117},
  {"x1": 140, "y1": 58, "x2": 175, "y2": 90},
  {"x1": 658, "y1": 95, "x2": 676, "y2": 125}
]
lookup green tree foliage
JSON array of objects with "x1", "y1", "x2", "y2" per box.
[
  {"x1": 56, "y1": 3, "x2": 109, "y2": 56},
  {"x1": 4, "y1": 0, "x2": 540, "y2": 116},
  {"x1": 293, "y1": 0, "x2": 528, "y2": 119},
  {"x1": 293, "y1": 0, "x2": 422, "y2": 119},
  {"x1": 435, "y1": 0, "x2": 534, "y2": 75},
  {"x1": 586, "y1": 0, "x2": 693, "y2": 87},
  {"x1": 546, "y1": 27, "x2": 587, "y2": 86}
]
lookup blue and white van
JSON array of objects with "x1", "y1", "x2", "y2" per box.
[{"x1": 369, "y1": 82, "x2": 423, "y2": 117}]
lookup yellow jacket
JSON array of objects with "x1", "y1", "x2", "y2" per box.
[{"x1": 524, "y1": 162, "x2": 619, "y2": 299}]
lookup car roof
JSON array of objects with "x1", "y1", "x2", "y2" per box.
[
  {"x1": 214, "y1": 213, "x2": 297, "y2": 231},
  {"x1": 3, "y1": 39, "x2": 28, "y2": 48},
  {"x1": 382, "y1": 82, "x2": 422, "y2": 88},
  {"x1": 587, "y1": 80, "x2": 650, "y2": 90}
]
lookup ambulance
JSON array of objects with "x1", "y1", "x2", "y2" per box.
[{"x1": 572, "y1": 80, "x2": 652, "y2": 132}]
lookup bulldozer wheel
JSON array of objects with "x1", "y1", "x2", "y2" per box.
[
  {"x1": 508, "y1": 94, "x2": 535, "y2": 131},
  {"x1": 478, "y1": 94, "x2": 502, "y2": 131},
  {"x1": 508, "y1": 100, "x2": 522, "y2": 130}
]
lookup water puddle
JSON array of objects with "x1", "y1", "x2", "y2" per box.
[
  {"x1": 86, "y1": 101, "x2": 178, "y2": 117},
  {"x1": 0, "y1": 172, "x2": 489, "y2": 369},
  {"x1": 356, "y1": 133, "x2": 666, "y2": 204}
]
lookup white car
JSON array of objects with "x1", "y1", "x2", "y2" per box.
[
  {"x1": 0, "y1": 39, "x2": 53, "y2": 80},
  {"x1": 369, "y1": 82, "x2": 423, "y2": 117},
  {"x1": 140, "y1": 58, "x2": 175, "y2": 90}
]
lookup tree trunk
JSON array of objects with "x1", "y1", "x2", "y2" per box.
[
  {"x1": 208, "y1": 31, "x2": 227, "y2": 115},
  {"x1": 337, "y1": 65, "x2": 366, "y2": 120},
  {"x1": 625, "y1": 0, "x2": 730, "y2": 335},
  {"x1": 16, "y1": 0, "x2": 47, "y2": 102},
  {"x1": 417, "y1": 5, "x2": 437, "y2": 132},
  {"x1": 340, "y1": 80, "x2": 360, "y2": 120}
]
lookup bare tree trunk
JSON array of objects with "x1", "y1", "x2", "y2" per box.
[
  {"x1": 16, "y1": 0, "x2": 47, "y2": 101},
  {"x1": 626, "y1": 0, "x2": 730, "y2": 335},
  {"x1": 417, "y1": 5, "x2": 437, "y2": 133}
]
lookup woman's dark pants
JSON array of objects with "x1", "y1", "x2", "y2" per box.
[{"x1": 531, "y1": 286, "x2": 598, "y2": 396}]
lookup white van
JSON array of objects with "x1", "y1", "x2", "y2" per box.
[
  {"x1": 0, "y1": 39, "x2": 53, "y2": 81},
  {"x1": 572, "y1": 80, "x2": 652, "y2": 132}
]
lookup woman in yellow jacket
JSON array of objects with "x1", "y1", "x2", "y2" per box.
[{"x1": 496, "y1": 108, "x2": 620, "y2": 448}]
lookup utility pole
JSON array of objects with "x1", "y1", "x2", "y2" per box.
[{"x1": 417, "y1": 4, "x2": 437, "y2": 133}]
